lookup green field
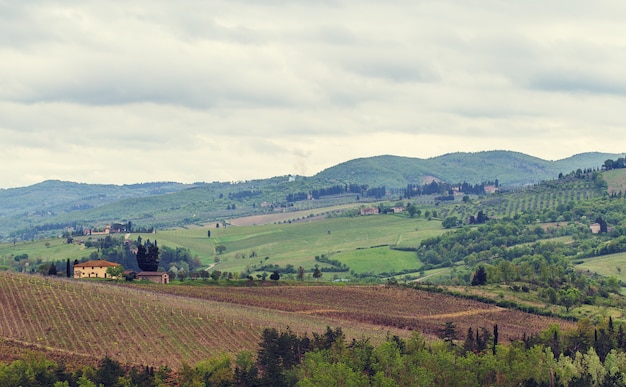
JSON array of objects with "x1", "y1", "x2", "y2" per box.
[
  {"x1": 576, "y1": 252, "x2": 626, "y2": 282},
  {"x1": 149, "y1": 214, "x2": 445, "y2": 276},
  {"x1": 0, "y1": 213, "x2": 446, "y2": 278},
  {"x1": 0, "y1": 237, "x2": 90, "y2": 269},
  {"x1": 604, "y1": 168, "x2": 626, "y2": 194},
  {"x1": 333, "y1": 247, "x2": 419, "y2": 274}
]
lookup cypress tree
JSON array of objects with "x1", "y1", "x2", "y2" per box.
[
  {"x1": 66, "y1": 259, "x2": 71, "y2": 278},
  {"x1": 463, "y1": 327, "x2": 475, "y2": 353},
  {"x1": 492, "y1": 324, "x2": 499, "y2": 355}
]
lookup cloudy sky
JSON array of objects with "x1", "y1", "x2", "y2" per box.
[{"x1": 1, "y1": 1, "x2": 625, "y2": 189}]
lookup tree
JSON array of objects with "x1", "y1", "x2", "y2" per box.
[
  {"x1": 216, "y1": 244, "x2": 227, "y2": 254},
  {"x1": 471, "y1": 266, "x2": 487, "y2": 286},
  {"x1": 297, "y1": 266, "x2": 305, "y2": 281},
  {"x1": 595, "y1": 216, "x2": 608, "y2": 233},
  {"x1": 47, "y1": 263, "x2": 57, "y2": 276},
  {"x1": 270, "y1": 271, "x2": 280, "y2": 281},
  {"x1": 211, "y1": 270, "x2": 221, "y2": 281},
  {"x1": 463, "y1": 327, "x2": 476, "y2": 353},
  {"x1": 106, "y1": 265, "x2": 124, "y2": 280},
  {"x1": 136, "y1": 238, "x2": 159, "y2": 271},
  {"x1": 492, "y1": 324, "x2": 498, "y2": 355},
  {"x1": 312, "y1": 266, "x2": 322, "y2": 280},
  {"x1": 66, "y1": 259, "x2": 71, "y2": 278},
  {"x1": 207, "y1": 230, "x2": 211, "y2": 238},
  {"x1": 407, "y1": 204, "x2": 417, "y2": 218},
  {"x1": 442, "y1": 216, "x2": 458, "y2": 229},
  {"x1": 439, "y1": 321, "x2": 458, "y2": 344},
  {"x1": 559, "y1": 287, "x2": 581, "y2": 312},
  {"x1": 95, "y1": 356, "x2": 124, "y2": 387}
]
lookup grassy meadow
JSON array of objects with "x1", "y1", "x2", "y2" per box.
[
  {"x1": 0, "y1": 211, "x2": 446, "y2": 278},
  {"x1": 154, "y1": 214, "x2": 445, "y2": 276},
  {"x1": 576, "y1": 252, "x2": 626, "y2": 282},
  {"x1": 604, "y1": 168, "x2": 626, "y2": 194},
  {"x1": 0, "y1": 237, "x2": 90, "y2": 269}
]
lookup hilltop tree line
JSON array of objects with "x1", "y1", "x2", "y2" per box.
[
  {"x1": 405, "y1": 179, "x2": 499, "y2": 199},
  {"x1": 286, "y1": 184, "x2": 387, "y2": 202},
  {"x1": 603, "y1": 157, "x2": 626, "y2": 171}
]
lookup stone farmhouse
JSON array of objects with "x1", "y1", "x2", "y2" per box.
[
  {"x1": 361, "y1": 207, "x2": 380, "y2": 216},
  {"x1": 74, "y1": 259, "x2": 121, "y2": 279}
]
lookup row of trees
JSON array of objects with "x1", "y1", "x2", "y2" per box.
[
  {"x1": 604, "y1": 158, "x2": 626, "y2": 171},
  {"x1": 405, "y1": 179, "x2": 499, "y2": 199},
  {"x1": 286, "y1": 184, "x2": 387, "y2": 203}
]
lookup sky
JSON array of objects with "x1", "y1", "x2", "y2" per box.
[{"x1": 1, "y1": 1, "x2": 626, "y2": 189}]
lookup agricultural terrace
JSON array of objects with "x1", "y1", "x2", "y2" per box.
[
  {"x1": 439, "y1": 175, "x2": 603, "y2": 221},
  {"x1": 125, "y1": 282, "x2": 576, "y2": 344},
  {"x1": 0, "y1": 271, "x2": 577, "y2": 368},
  {"x1": 0, "y1": 272, "x2": 409, "y2": 368}
]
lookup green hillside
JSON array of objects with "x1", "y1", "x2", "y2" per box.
[
  {"x1": 0, "y1": 151, "x2": 622, "y2": 243},
  {"x1": 316, "y1": 151, "x2": 622, "y2": 187}
]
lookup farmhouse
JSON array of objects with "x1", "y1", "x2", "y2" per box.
[
  {"x1": 137, "y1": 271, "x2": 170, "y2": 284},
  {"x1": 74, "y1": 259, "x2": 121, "y2": 279},
  {"x1": 361, "y1": 207, "x2": 379, "y2": 216},
  {"x1": 484, "y1": 185, "x2": 498, "y2": 194}
]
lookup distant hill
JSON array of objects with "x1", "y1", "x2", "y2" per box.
[
  {"x1": 0, "y1": 180, "x2": 201, "y2": 219},
  {"x1": 0, "y1": 150, "x2": 621, "y2": 241},
  {"x1": 315, "y1": 151, "x2": 623, "y2": 188}
]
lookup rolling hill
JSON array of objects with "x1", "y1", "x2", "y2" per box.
[
  {"x1": 315, "y1": 151, "x2": 623, "y2": 187},
  {"x1": 0, "y1": 150, "x2": 621, "y2": 241}
]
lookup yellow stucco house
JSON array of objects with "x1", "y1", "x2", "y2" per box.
[{"x1": 73, "y1": 259, "x2": 122, "y2": 279}]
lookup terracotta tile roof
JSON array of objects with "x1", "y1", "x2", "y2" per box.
[{"x1": 74, "y1": 259, "x2": 121, "y2": 268}]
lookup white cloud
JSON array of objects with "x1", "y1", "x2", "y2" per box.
[{"x1": 1, "y1": 0, "x2": 626, "y2": 188}]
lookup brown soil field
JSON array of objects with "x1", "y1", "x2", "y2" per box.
[
  {"x1": 0, "y1": 272, "x2": 576, "y2": 368},
  {"x1": 126, "y1": 283, "x2": 576, "y2": 343}
]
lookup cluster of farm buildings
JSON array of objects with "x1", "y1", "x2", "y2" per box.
[{"x1": 73, "y1": 259, "x2": 169, "y2": 284}]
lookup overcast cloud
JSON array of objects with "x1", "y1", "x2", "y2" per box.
[{"x1": 1, "y1": 0, "x2": 625, "y2": 188}]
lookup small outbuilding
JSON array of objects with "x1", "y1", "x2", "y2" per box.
[{"x1": 136, "y1": 271, "x2": 169, "y2": 284}]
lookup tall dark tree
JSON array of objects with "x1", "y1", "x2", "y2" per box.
[
  {"x1": 270, "y1": 271, "x2": 280, "y2": 281},
  {"x1": 463, "y1": 327, "x2": 476, "y2": 353},
  {"x1": 66, "y1": 259, "x2": 71, "y2": 278},
  {"x1": 297, "y1": 266, "x2": 305, "y2": 281},
  {"x1": 492, "y1": 324, "x2": 499, "y2": 355},
  {"x1": 595, "y1": 216, "x2": 608, "y2": 233},
  {"x1": 439, "y1": 321, "x2": 458, "y2": 344},
  {"x1": 48, "y1": 263, "x2": 57, "y2": 276},
  {"x1": 471, "y1": 266, "x2": 487, "y2": 286},
  {"x1": 136, "y1": 238, "x2": 159, "y2": 271},
  {"x1": 95, "y1": 356, "x2": 125, "y2": 387},
  {"x1": 312, "y1": 266, "x2": 322, "y2": 280}
]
